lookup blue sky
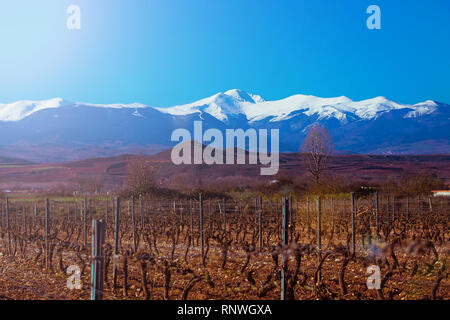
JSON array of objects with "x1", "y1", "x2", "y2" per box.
[{"x1": 0, "y1": 0, "x2": 449, "y2": 107}]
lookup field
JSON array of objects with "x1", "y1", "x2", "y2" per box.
[
  {"x1": 1, "y1": 153, "x2": 449, "y2": 193},
  {"x1": 0, "y1": 194, "x2": 448, "y2": 300}
]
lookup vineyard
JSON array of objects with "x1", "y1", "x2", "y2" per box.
[{"x1": 0, "y1": 193, "x2": 448, "y2": 300}]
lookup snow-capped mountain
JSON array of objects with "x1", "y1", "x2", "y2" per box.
[
  {"x1": 0, "y1": 98, "x2": 147, "y2": 122},
  {"x1": 0, "y1": 90, "x2": 448, "y2": 162},
  {"x1": 155, "y1": 89, "x2": 439, "y2": 124}
]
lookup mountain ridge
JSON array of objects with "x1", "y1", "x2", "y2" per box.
[
  {"x1": 0, "y1": 89, "x2": 443, "y2": 123},
  {"x1": 0, "y1": 89, "x2": 448, "y2": 162}
]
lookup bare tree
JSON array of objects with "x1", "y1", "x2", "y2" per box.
[
  {"x1": 301, "y1": 124, "x2": 334, "y2": 184},
  {"x1": 126, "y1": 158, "x2": 156, "y2": 197}
]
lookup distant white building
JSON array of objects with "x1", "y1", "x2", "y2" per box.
[{"x1": 431, "y1": 190, "x2": 450, "y2": 197}]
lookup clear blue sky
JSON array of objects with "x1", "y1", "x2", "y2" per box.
[{"x1": 0, "y1": 0, "x2": 449, "y2": 107}]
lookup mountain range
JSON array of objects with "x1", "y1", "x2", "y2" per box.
[{"x1": 0, "y1": 89, "x2": 448, "y2": 162}]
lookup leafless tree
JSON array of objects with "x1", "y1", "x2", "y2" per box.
[
  {"x1": 126, "y1": 158, "x2": 155, "y2": 197},
  {"x1": 301, "y1": 124, "x2": 334, "y2": 184}
]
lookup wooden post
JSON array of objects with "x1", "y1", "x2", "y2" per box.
[
  {"x1": 289, "y1": 195, "x2": 293, "y2": 226},
  {"x1": 317, "y1": 196, "x2": 322, "y2": 254},
  {"x1": 392, "y1": 196, "x2": 396, "y2": 222},
  {"x1": 258, "y1": 196, "x2": 263, "y2": 251},
  {"x1": 45, "y1": 197, "x2": 49, "y2": 269},
  {"x1": 306, "y1": 197, "x2": 310, "y2": 237},
  {"x1": 330, "y1": 196, "x2": 334, "y2": 236},
  {"x1": 112, "y1": 197, "x2": 120, "y2": 290},
  {"x1": 22, "y1": 204, "x2": 26, "y2": 238},
  {"x1": 281, "y1": 197, "x2": 289, "y2": 300},
  {"x1": 386, "y1": 194, "x2": 390, "y2": 230},
  {"x1": 317, "y1": 196, "x2": 322, "y2": 282},
  {"x1": 289, "y1": 195, "x2": 293, "y2": 239},
  {"x1": 223, "y1": 198, "x2": 226, "y2": 233},
  {"x1": 140, "y1": 198, "x2": 144, "y2": 229},
  {"x1": 199, "y1": 194, "x2": 204, "y2": 259},
  {"x1": 208, "y1": 199, "x2": 212, "y2": 229},
  {"x1": 351, "y1": 193, "x2": 355, "y2": 256},
  {"x1": 190, "y1": 199, "x2": 193, "y2": 233},
  {"x1": 406, "y1": 196, "x2": 410, "y2": 220},
  {"x1": 375, "y1": 192, "x2": 379, "y2": 235},
  {"x1": 33, "y1": 202, "x2": 37, "y2": 227},
  {"x1": 105, "y1": 199, "x2": 108, "y2": 226},
  {"x1": 0, "y1": 203, "x2": 3, "y2": 235},
  {"x1": 131, "y1": 196, "x2": 137, "y2": 252},
  {"x1": 417, "y1": 196, "x2": 421, "y2": 217},
  {"x1": 73, "y1": 202, "x2": 77, "y2": 225},
  {"x1": 180, "y1": 199, "x2": 184, "y2": 224},
  {"x1": 91, "y1": 219, "x2": 106, "y2": 300},
  {"x1": 83, "y1": 196, "x2": 87, "y2": 247},
  {"x1": 5, "y1": 197, "x2": 11, "y2": 254}
]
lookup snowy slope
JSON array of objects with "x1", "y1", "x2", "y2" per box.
[
  {"x1": 0, "y1": 98, "x2": 149, "y2": 122},
  {"x1": 155, "y1": 89, "x2": 439, "y2": 123},
  {"x1": 0, "y1": 89, "x2": 448, "y2": 159},
  {"x1": 0, "y1": 98, "x2": 68, "y2": 122},
  {"x1": 0, "y1": 89, "x2": 440, "y2": 123}
]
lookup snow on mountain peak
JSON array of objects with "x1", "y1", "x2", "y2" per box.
[
  {"x1": 75, "y1": 101, "x2": 148, "y2": 109},
  {"x1": 156, "y1": 89, "x2": 265, "y2": 122},
  {"x1": 224, "y1": 89, "x2": 266, "y2": 103},
  {"x1": 0, "y1": 91, "x2": 441, "y2": 124},
  {"x1": 0, "y1": 98, "x2": 68, "y2": 122},
  {"x1": 0, "y1": 98, "x2": 151, "y2": 122}
]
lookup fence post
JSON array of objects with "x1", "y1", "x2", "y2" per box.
[
  {"x1": 45, "y1": 197, "x2": 49, "y2": 269},
  {"x1": 428, "y1": 197, "x2": 433, "y2": 213},
  {"x1": 33, "y1": 202, "x2": 37, "y2": 227},
  {"x1": 306, "y1": 197, "x2": 310, "y2": 237},
  {"x1": 258, "y1": 196, "x2": 263, "y2": 251},
  {"x1": 180, "y1": 199, "x2": 184, "y2": 224},
  {"x1": 83, "y1": 196, "x2": 87, "y2": 247},
  {"x1": 5, "y1": 197, "x2": 11, "y2": 254},
  {"x1": 73, "y1": 202, "x2": 77, "y2": 225},
  {"x1": 281, "y1": 197, "x2": 289, "y2": 300},
  {"x1": 417, "y1": 196, "x2": 421, "y2": 217},
  {"x1": 0, "y1": 203, "x2": 3, "y2": 235},
  {"x1": 386, "y1": 195, "x2": 391, "y2": 229},
  {"x1": 289, "y1": 195, "x2": 293, "y2": 239},
  {"x1": 105, "y1": 199, "x2": 108, "y2": 226},
  {"x1": 406, "y1": 196, "x2": 410, "y2": 220},
  {"x1": 131, "y1": 196, "x2": 137, "y2": 252},
  {"x1": 351, "y1": 193, "x2": 355, "y2": 256},
  {"x1": 190, "y1": 199, "x2": 193, "y2": 233},
  {"x1": 199, "y1": 194, "x2": 204, "y2": 259},
  {"x1": 209, "y1": 199, "x2": 212, "y2": 229},
  {"x1": 22, "y1": 204, "x2": 26, "y2": 238},
  {"x1": 289, "y1": 195, "x2": 293, "y2": 226},
  {"x1": 91, "y1": 219, "x2": 105, "y2": 300},
  {"x1": 392, "y1": 195, "x2": 396, "y2": 222},
  {"x1": 317, "y1": 196, "x2": 322, "y2": 254},
  {"x1": 113, "y1": 197, "x2": 120, "y2": 291},
  {"x1": 140, "y1": 197, "x2": 144, "y2": 229},
  {"x1": 66, "y1": 203, "x2": 70, "y2": 221},
  {"x1": 375, "y1": 192, "x2": 379, "y2": 235},
  {"x1": 223, "y1": 198, "x2": 226, "y2": 233}
]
